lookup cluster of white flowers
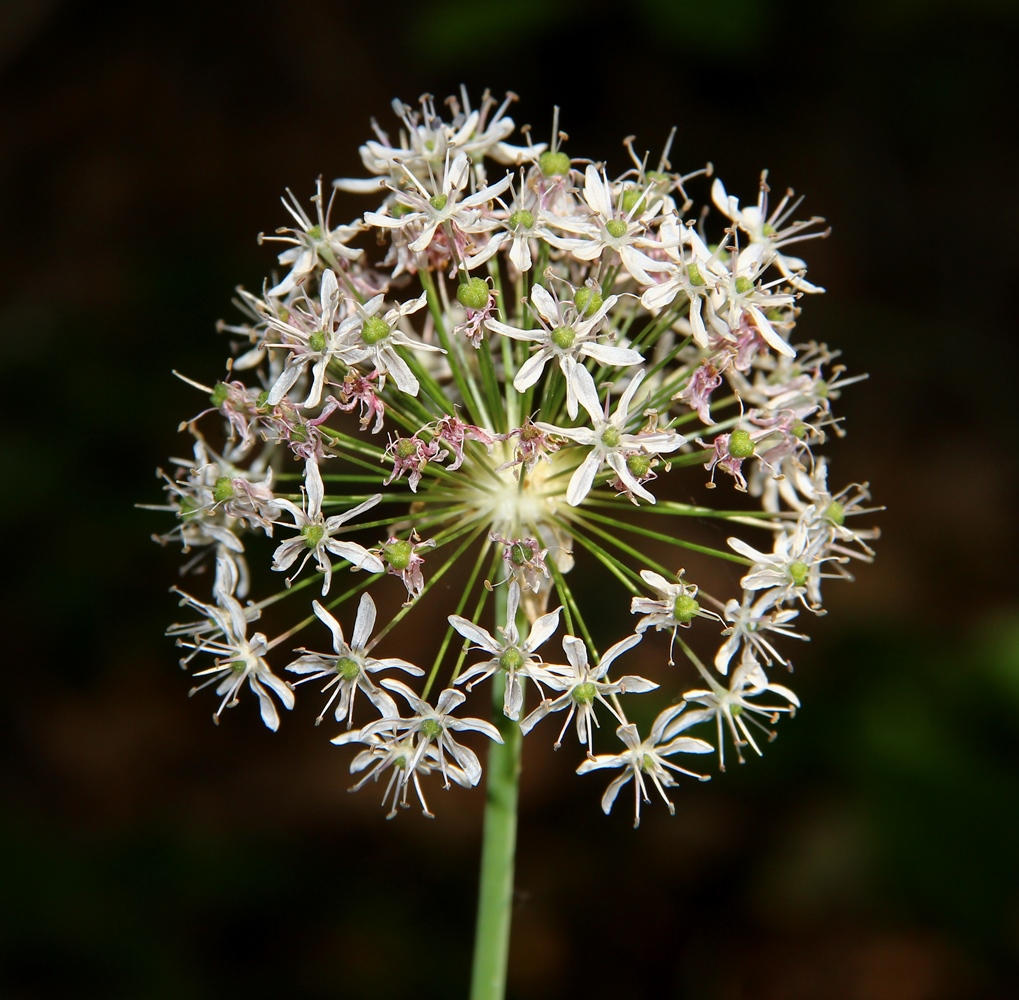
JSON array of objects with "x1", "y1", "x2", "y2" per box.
[{"x1": 152, "y1": 89, "x2": 878, "y2": 828}]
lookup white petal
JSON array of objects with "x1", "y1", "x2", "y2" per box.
[
  {"x1": 567, "y1": 449, "x2": 603, "y2": 506},
  {"x1": 312, "y1": 600, "x2": 347, "y2": 653},
  {"x1": 351, "y1": 592, "x2": 377, "y2": 650},
  {"x1": 529, "y1": 283, "x2": 559, "y2": 325},
  {"x1": 514, "y1": 349, "x2": 550, "y2": 391},
  {"x1": 447, "y1": 616, "x2": 500, "y2": 652}
]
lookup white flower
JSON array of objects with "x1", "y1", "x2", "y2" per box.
[
  {"x1": 364, "y1": 150, "x2": 512, "y2": 256},
  {"x1": 486, "y1": 283, "x2": 643, "y2": 418},
  {"x1": 711, "y1": 173, "x2": 827, "y2": 294},
  {"x1": 338, "y1": 290, "x2": 442, "y2": 396},
  {"x1": 536, "y1": 369, "x2": 686, "y2": 506},
  {"x1": 261, "y1": 179, "x2": 363, "y2": 298},
  {"x1": 449, "y1": 580, "x2": 562, "y2": 720},
  {"x1": 286, "y1": 595, "x2": 424, "y2": 727},
  {"x1": 714, "y1": 591, "x2": 807, "y2": 675},
  {"x1": 265, "y1": 268, "x2": 345, "y2": 409},
  {"x1": 175, "y1": 587, "x2": 294, "y2": 731},
  {"x1": 728, "y1": 521, "x2": 830, "y2": 611},
  {"x1": 630, "y1": 569, "x2": 722, "y2": 663},
  {"x1": 332, "y1": 726, "x2": 471, "y2": 819},
  {"x1": 272, "y1": 458, "x2": 384, "y2": 595},
  {"x1": 639, "y1": 216, "x2": 727, "y2": 348},
  {"x1": 363, "y1": 681, "x2": 503, "y2": 788},
  {"x1": 577, "y1": 704, "x2": 712, "y2": 827},
  {"x1": 668, "y1": 654, "x2": 799, "y2": 770},
  {"x1": 545, "y1": 164, "x2": 667, "y2": 283},
  {"x1": 519, "y1": 633, "x2": 655, "y2": 751}
]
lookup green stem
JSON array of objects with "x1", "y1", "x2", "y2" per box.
[{"x1": 469, "y1": 586, "x2": 521, "y2": 1000}]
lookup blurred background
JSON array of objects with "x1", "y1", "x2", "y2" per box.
[{"x1": 2, "y1": 1, "x2": 1018, "y2": 997}]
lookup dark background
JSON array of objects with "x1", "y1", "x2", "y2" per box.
[{"x1": 2, "y1": 1, "x2": 1018, "y2": 997}]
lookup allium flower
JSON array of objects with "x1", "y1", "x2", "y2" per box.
[
  {"x1": 536, "y1": 369, "x2": 685, "y2": 506},
  {"x1": 154, "y1": 89, "x2": 877, "y2": 828},
  {"x1": 577, "y1": 704, "x2": 713, "y2": 827},
  {"x1": 485, "y1": 282, "x2": 643, "y2": 418},
  {"x1": 173, "y1": 584, "x2": 294, "y2": 731},
  {"x1": 449, "y1": 580, "x2": 562, "y2": 720},
  {"x1": 519, "y1": 633, "x2": 656, "y2": 750},
  {"x1": 272, "y1": 458, "x2": 384, "y2": 596},
  {"x1": 285, "y1": 595, "x2": 424, "y2": 727}
]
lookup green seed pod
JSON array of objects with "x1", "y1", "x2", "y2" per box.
[
  {"x1": 336, "y1": 656, "x2": 361, "y2": 681},
  {"x1": 510, "y1": 542, "x2": 530, "y2": 566},
  {"x1": 727, "y1": 429, "x2": 755, "y2": 459},
  {"x1": 550, "y1": 326, "x2": 576, "y2": 350},
  {"x1": 301, "y1": 524, "x2": 325, "y2": 549},
  {"x1": 429, "y1": 193, "x2": 448, "y2": 211},
  {"x1": 361, "y1": 316, "x2": 390, "y2": 345},
  {"x1": 605, "y1": 219, "x2": 628, "y2": 239},
  {"x1": 573, "y1": 286, "x2": 603, "y2": 317},
  {"x1": 687, "y1": 263, "x2": 705, "y2": 287},
  {"x1": 500, "y1": 647, "x2": 525, "y2": 672},
  {"x1": 384, "y1": 539, "x2": 413, "y2": 570},
  {"x1": 621, "y1": 189, "x2": 646, "y2": 214},
  {"x1": 573, "y1": 681, "x2": 597, "y2": 704},
  {"x1": 213, "y1": 476, "x2": 235, "y2": 503},
  {"x1": 673, "y1": 593, "x2": 700, "y2": 623},
  {"x1": 457, "y1": 277, "x2": 489, "y2": 311},
  {"x1": 626, "y1": 453, "x2": 652, "y2": 478},
  {"x1": 255, "y1": 390, "x2": 270, "y2": 410},
  {"x1": 308, "y1": 331, "x2": 327, "y2": 353},
  {"x1": 538, "y1": 150, "x2": 571, "y2": 177},
  {"x1": 210, "y1": 382, "x2": 230, "y2": 407},
  {"x1": 509, "y1": 209, "x2": 535, "y2": 230},
  {"x1": 601, "y1": 426, "x2": 621, "y2": 449},
  {"x1": 395, "y1": 438, "x2": 418, "y2": 459}
]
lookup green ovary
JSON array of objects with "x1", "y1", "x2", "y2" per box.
[
  {"x1": 727, "y1": 429, "x2": 754, "y2": 459},
  {"x1": 421, "y1": 718, "x2": 443, "y2": 739},
  {"x1": 788, "y1": 561, "x2": 809, "y2": 587},
  {"x1": 601, "y1": 426, "x2": 621, "y2": 449},
  {"x1": 550, "y1": 326, "x2": 576, "y2": 350},
  {"x1": 213, "y1": 476, "x2": 235, "y2": 503},
  {"x1": 499, "y1": 647, "x2": 525, "y2": 672},
  {"x1": 361, "y1": 317, "x2": 390, "y2": 345},
  {"x1": 673, "y1": 594, "x2": 700, "y2": 623},
  {"x1": 538, "y1": 150, "x2": 571, "y2": 177},
  {"x1": 384, "y1": 540, "x2": 413, "y2": 570},
  {"x1": 336, "y1": 657, "x2": 360, "y2": 681},
  {"x1": 573, "y1": 682, "x2": 597, "y2": 704},
  {"x1": 301, "y1": 524, "x2": 325, "y2": 549},
  {"x1": 509, "y1": 209, "x2": 535, "y2": 230}
]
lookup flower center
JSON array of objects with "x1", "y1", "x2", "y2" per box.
[
  {"x1": 301, "y1": 524, "x2": 325, "y2": 548},
  {"x1": 573, "y1": 682, "x2": 597, "y2": 704},
  {"x1": 601, "y1": 426, "x2": 621, "y2": 449},
  {"x1": 509, "y1": 209, "x2": 535, "y2": 230},
  {"x1": 361, "y1": 317, "x2": 390, "y2": 345},
  {"x1": 421, "y1": 718, "x2": 443, "y2": 739},
  {"x1": 605, "y1": 219, "x2": 627, "y2": 239},
  {"x1": 550, "y1": 326, "x2": 576, "y2": 350},
  {"x1": 500, "y1": 647, "x2": 525, "y2": 672},
  {"x1": 336, "y1": 656, "x2": 360, "y2": 680},
  {"x1": 384, "y1": 539, "x2": 413, "y2": 570},
  {"x1": 788, "y1": 561, "x2": 810, "y2": 587},
  {"x1": 673, "y1": 594, "x2": 700, "y2": 623}
]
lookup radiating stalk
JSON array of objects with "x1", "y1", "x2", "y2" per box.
[{"x1": 469, "y1": 586, "x2": 521, "y2": 1000}]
